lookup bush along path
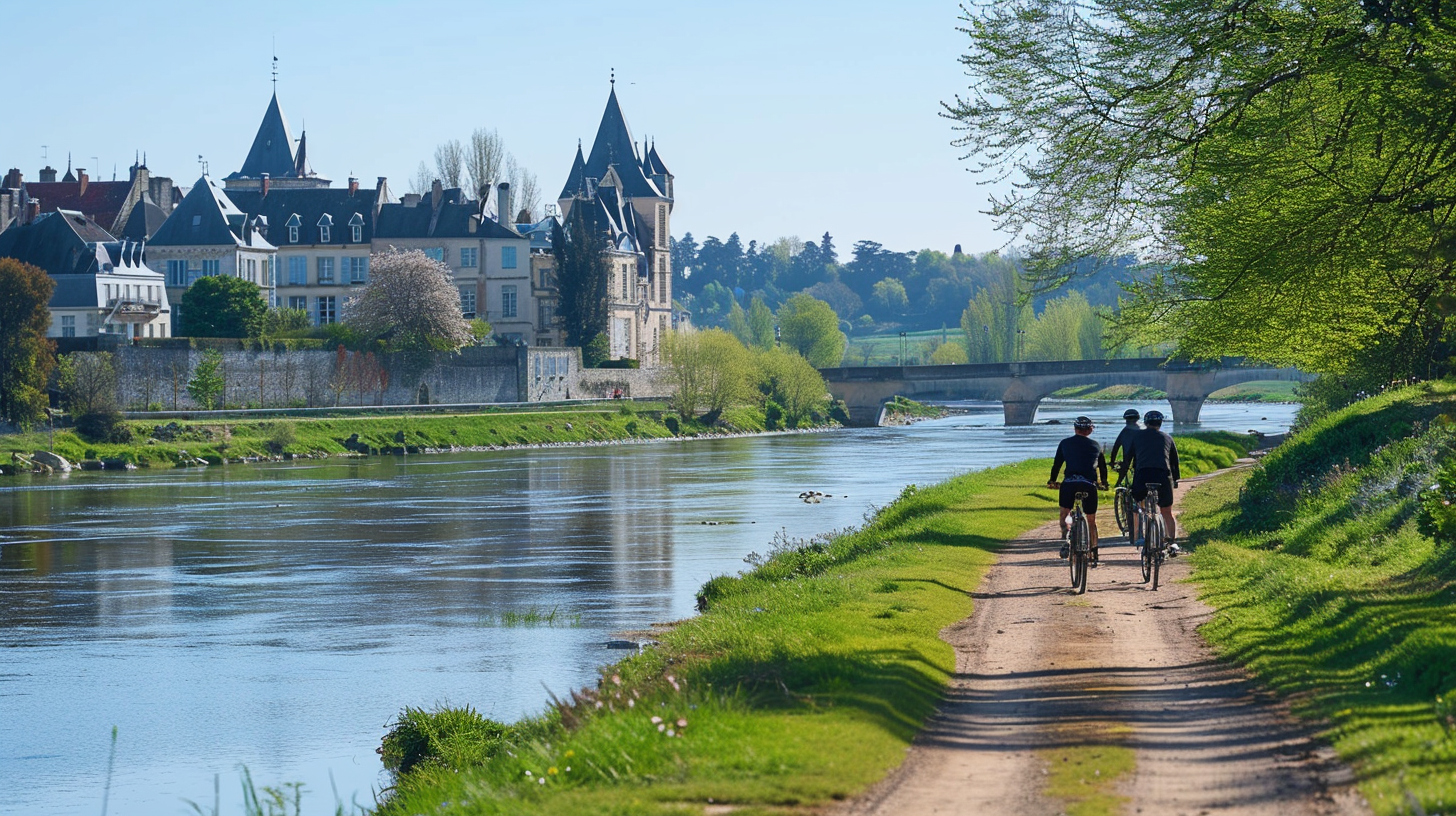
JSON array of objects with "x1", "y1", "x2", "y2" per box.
[{"x1": 372, "y1": 434, "x2": 1254, "y2": 816}]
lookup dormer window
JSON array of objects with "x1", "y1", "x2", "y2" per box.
[
  {"x1": 286, "y1": 213, "x2": 302, "y2": 244},
  {"x1": 348, "y1": 212, "x2": 365, "y2": 243},
  {"x1": 317, "y1": 213, "x2": 334, "y2": 243}
]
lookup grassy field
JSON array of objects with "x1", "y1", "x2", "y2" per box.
[
  {"x1": 1182, "y1": 382, "x2": 1456, "y2": 814},
  {"x1": 373, "y1": 434, "x2": 1252, "y2": 815},
  {"x1": 0, "y1": 403, "x2": 786, "y2": 469},
  {"x1": 842, "y1": 330, "x2": 954, "y2": 366}
]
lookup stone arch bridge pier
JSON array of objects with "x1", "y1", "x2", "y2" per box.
[{"x1": 819, "y1": 358, "x2": 1309, "y2": 427}]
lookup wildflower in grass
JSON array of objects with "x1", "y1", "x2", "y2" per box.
[
  {"x1": 677, "y1": 718, "x2": 688, "y2": 728},
  {"x1": 650, "y1": 716, "x2": 662, "y2": 724},
  {"x1": 524, "y1": 770, "x2": 533, "y2": 777},
  {"x1": 658, "y1": 723, "x2": 666, "y2": 732},
  {"x1": 538, "y1": 777, "x2": 546, "y2": 785},
  {"x1": 565, "y1": 750, "x2": 575, "y2": 759},
  {"x1": 547, "y1": 767, "x2": 558, "y2": 776}
]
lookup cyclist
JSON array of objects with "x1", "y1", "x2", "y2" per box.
[
  {"x1": 1120, "y1": 409, "x2": 1182, "y2": 556},
  {"x1": 1047, "y1": 416, "x2": 1109, "y2": 563},
  {"x1": 1108, "y1": 408, "x2": 1141, "y2": 483}
]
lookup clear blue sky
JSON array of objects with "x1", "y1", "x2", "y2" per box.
[{"x1": 3, "y1": 1, "x2": 1007, "y2": 256}]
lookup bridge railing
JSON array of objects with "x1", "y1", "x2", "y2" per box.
[{"x1": 820, "y1": 356, "x2": 1276, "y2": 380}]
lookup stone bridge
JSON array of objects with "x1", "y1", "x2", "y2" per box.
[{"x1": 819, "y1": 358, "x2": 1309, "y2": 427}]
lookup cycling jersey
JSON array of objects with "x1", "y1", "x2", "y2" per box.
[
  {"x1": 1121, "y1": 427, "x2": 1181, "y2": 481},
  {"x1": 1050, "y1": 434, "x2": 1108, "y2": 485},
  {"x1": 1109, "y1": 420, "x2": 1140, "y2": 466}
]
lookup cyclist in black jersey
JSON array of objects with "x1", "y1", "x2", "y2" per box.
[
  {"x1": 1119, "y1": 409, "x2": 1183, "y2": 555},
  {"x1": 1047, "y1": 416, "x2": 1109, "y2": 563},
  {"x1": 1108, "y1": 409, "x2": 1141, "y2": 485}
]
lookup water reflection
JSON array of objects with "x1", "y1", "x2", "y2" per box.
[{"x1": 0, "y1": 400, "x2": 1297, "y2": 815}]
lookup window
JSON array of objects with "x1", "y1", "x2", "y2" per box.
[
  {"x1": 286, "y1": 213, "x2": 302, "y2": 243},
  {"x1": 657, "y1": 204, "x2": 667, "y2": 248},
  {"x1": 502, "y1": 245, "x2": 518, "y2": 269},
  {"x1": 621, "y1": 265, "x2": 629, "y2": 299},
  {"x1": 657, "y1": 256, "x2": 667, "y2": 302},
  {"x1": 538, "y1": 301, "x2": 554, "y2": 329},
  {"x1": 317, "y1": 257, "x2": 335, "y2": 284},
  {"x1": 246, "y1": 258, "x2": 256, "y2": 282},
  {"x1": 319, "y1": 225, "x2": 330, "y2": 243},
  {"x1": 348, "y1": 212, "x2": 365, "y2": 244},
  {"x1": 202, "y1": 259, "x2": 221, "y2": 277},
  {"x1": 262, "y1": 257, "x2": 274, "y2": 286},
  {"x1": 167, "y1": 260, "x2": 188, "y2": 287},
  {"x1": 347, "y1": 256, "x2": 369, "y2": 284},
  {"x1": 424, "y1": 247, "x2": 444, "y2": 262},
  {"x1": 460, "y1": 286, "x2": 476, "y2": 316},
  {"x1": 460, "y1": 246, "x2": 478, "y2": 268},
  {"x1": 288, "y1": 256, "x2": 306, "y2": 285},
  {"x1": 317, "y1": 296, "x2": 337, "y2": 325},
  {"x1": 318, "y1": 214, "x2": 333, "y2": 244},
  {"x1": 501, "y1": 285, "x2": 517, "y2": 318},
  {"x1": 61, "y1": 315, "x2": 75, "y2": 337},
  {"x1": 288, "y1": 296, "x2": 307, "y2": 311}
]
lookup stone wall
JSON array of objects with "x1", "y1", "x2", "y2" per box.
[
  {"x1": 573, "y1": 367, "x2": 673, "y2": 400},
  {"x1": 112, "y1": 345, "x2": 528, "y2": 410}
]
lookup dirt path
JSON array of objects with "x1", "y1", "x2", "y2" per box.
[{"x1": 838, "y1": 470, "x2": 1370, "y2": 816}]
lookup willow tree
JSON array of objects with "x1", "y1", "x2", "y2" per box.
[
  {"x1": 0, "y1": 258, "x2": 55, "y2": 426},
  {"x1": 947, "y1": 0, "x2": 1456, "y2": 376}
]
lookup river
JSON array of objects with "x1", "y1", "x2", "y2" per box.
[{"x1": 0, "y1": 400, "x2": 1297, "y2": 815}]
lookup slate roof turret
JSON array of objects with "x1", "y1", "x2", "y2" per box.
[
  {"x1": 579, "y1": 87, "x2": 662, "y2": 199},
  {"x1": 228, "y1": 93, "x2": 300, "y2": 181},
  {"x1": 559, "y1": 142, "x2": 587, "y2": 200}
]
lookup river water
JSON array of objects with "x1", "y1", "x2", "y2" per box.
[{"x1": 0, "y1": 400, "x2": 1296, "y2": 815}]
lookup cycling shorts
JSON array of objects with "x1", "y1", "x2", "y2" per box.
[
  {"x1": 1059, "y1": 477, "x2": 1098, "y2": 514},
  {"x1": 1131, "y1": 469, "x2": 1174, "y2": 508}
]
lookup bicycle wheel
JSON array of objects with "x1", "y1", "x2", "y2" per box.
[
  {"x1": 1073, "y1": 514, "x2": 1090, "y2": 592},
  {"x1": 1114, "y1": 489, "x2": 1130, "y2": 535},
  {"x1": 1149, "y1": 517, "x2": 1164, "y2": 591},
  {"x1": 1140, "y1": 525, "x2": 1153, "y2": 583},
  {"x1": 1068, "y1": 524, "x2": 1081, "y2": 587}
]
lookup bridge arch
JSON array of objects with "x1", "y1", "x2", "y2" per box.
[{"x1": 820, "y1": 359, "x2": 1309, "y2": 427}]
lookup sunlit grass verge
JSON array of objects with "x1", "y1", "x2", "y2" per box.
[
  {"x1": 0, "y1": 402, "x2": 816, "y2": 468},
  {"x1": 374, "y1": 438, "x2": 1250, "y2": 815},
  {"x1": 1181, "y1": 383, "x2": 1456, "y2": 815},
  {"x1": 1037, "y1": 723, "x2": 1134, "y2": 816}
]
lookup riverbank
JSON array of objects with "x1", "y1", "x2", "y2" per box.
[
  {"x1": 1052, "y1": 379, "x2": 1302, "y2": 403},
  {"x1": 0, "y1": 402, "x2": 840, "y2": 471},
  {"x1": 374, "y1": 432, "x2": 1255, "y2": 815},
  {"x1": 1181, "y1": 382, "x2": 1456, "y2": 815}
]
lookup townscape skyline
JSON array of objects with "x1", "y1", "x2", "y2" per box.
[{"x1": 1, "y1": 1, "x2": 1004, "y2": 257}]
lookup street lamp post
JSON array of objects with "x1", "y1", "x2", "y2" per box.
[
  {"x1": 899, "y1": 331, "x2": 907, "y2": 365},
  {"x1": 982, "y1": 325, "x2": 990, "y2": 363},
  {"x1": 1016, "y1": 329, "x2": 1026, "y2": 362}
]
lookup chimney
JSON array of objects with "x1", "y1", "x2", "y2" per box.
[
  {"x1": 26, "y1": 199, "x2": 40, "y2": 224},
  {"x1": 402, "y1": 193, "x2": 421, "y2": 208},
  {"x1": 77, "y1": 169, "x2": 88, "y2": 196},
  {"x1": 3, "y1": 168, "x2": 20, "y2": 188},
  {"x1": 261, "y1": 172, "x2": 270, "y2": 198},
  {"x1": 38, "y1": 166, "x2": 56, "y2": 183},
  {"x1": 348, "y1": 177, "x2": 359, "y2": 196},
  {"x1": 431, "y1": 179, "x2": 443, "y2": 211},
  {"x1": 496, "y1": 182, "x2": 511, "y2": 226}
]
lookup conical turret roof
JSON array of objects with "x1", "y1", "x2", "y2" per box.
[
  {"x1": 582, "y1": 87, "x2": 660, "y2": 198},
  {"x1": 228, "y1": 93, "x2": 297, "y2": 180},
  {"x1": 558, "y1": 142, "x2": 587, "y2": 200}
]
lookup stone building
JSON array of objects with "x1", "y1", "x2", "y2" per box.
[
  {"x1": 1, "y1": 156, "x2": 178, "y2": 237},
  {"x1": 146, "y1": 175, "x2": 277, "y2": 323},
  {"x1": 556, "y1": 84, "x2": 676, "y2": 364},
  {"x1": 373, "y1": 181, "x2": 534, "y2": 342},
  {"x1": 0, "y1": 209, "x2": 171, "y2": 338},
  {"x1": 222, "y1": 92, "x2": 329, "y2": 191}
]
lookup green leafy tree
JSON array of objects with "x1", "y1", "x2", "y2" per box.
[
  {"x1": 960, "y1": 260, "x2": 1030, "y2": 363},
  {"x1": 947, "y1": 0, "x2": 1456, "y2": 377},
  {"x1": 726, "y1": 299, "x2": 752, "y2": 347},
  {"x1": 553, "y1": 202, "x2": 610, "y2": 349},
  {"x1": 930, "y1": 340, "x2": 969, "y2": 365},
  {"x1": 661, "y1": 329, "x2": 756, "y2": 420},
  {"x1": 755, "y1": 347, "x2": 828, "y2": 427},
  {"x1": 258, "y1": 307, "x2": 312, "y2": 337},
  {"x1": 57, "y1": 352, "x2": 117, "y2": 416},
  {"x1": 871, "y1": 277, "x2": 909, "y2": 317},
  {"x1": 0, "y1": 258, "x2": 56, "y2": 426},
  {"x1": 1024, "y1": 291, "x2": 1105, "y2": 361},
  {"x1": 187, "y1": 349, "x2": 225, "y2": 409},
  {"x1": 177, "y1": 275, "x2": 267, "y2": 338},
  {"x1": 777, "y1": 294, "x2": 847, "y2": 368},
  {"x1": 347, "y1": 250, "x2": 474, "y2": 351},
  {"x1": 746, "y1": 297, "x2": 776, "y2": 350}
]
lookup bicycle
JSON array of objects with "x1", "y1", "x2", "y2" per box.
[
  {"x1": 1135, "y1": 486, "x2": 1168, "y2": 590},
  {"x1": 1050, "y1": 481, "x2": 1093, "y2": 594},
  {"x1": 1109, "y1": 460, "x2": 1135, "y2": 536}
]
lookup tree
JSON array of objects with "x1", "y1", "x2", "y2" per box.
[
  {"x1": 1024, "y1": 291, "x2": 1105, "y2": 361},
  {"x1": 746, "y1": 297, "x2": 776, "y2": 350},
  {"x1": 505, "y1": 155, "x2": 541, "y2": 222},
  {"x1": 726, "y1": 300, "x2": 752, "y2": 347},
  {"x1": 258, "y1": 307, "x2": 312, "y2": 337},
  {"x1": 347, "y1": 249, "x2": 474, "y2": 351},
  {"x1": 804, "y1": 280, "x2": 862, "y2": 322},
  {"x1": 755, "y1": 347, "x2": 828, "y2": 427},
  {"x1": 947, "y1": 0, "x2": 1456, "y2": 376},
  {"x1": 930, "y1": 341, "x2": 970, "y2": 365},
  {"x1": 662, "y1": 329, "x2": 756, "y2": 420},
  {"x1": 466, "y1": 128, "x2": 506, "y2": 201},
  {"x1": 433, "y1": 139, "x2": 466, "y2": 190},
  {"x1": 57, "y1": 352, "x2": 117, "y2": 416},
  {"x1": 553, "y1": 203, "x2": 611, "y2": 350},
  {"x1": 187, "y1": 349, "x2": 225, "y2": 410},
  {"x1": 871, "y1": 277, "x2": 909, "y2": 317},
  {"x1": 177, "y1": 275, "x2": 267, "y2": 338},
  {"x1": 0, "y1": 258, "x2": 55, "y2": 426},
  {"x1": 778, "y1": 294, "x2": 846, "y2": 368}
]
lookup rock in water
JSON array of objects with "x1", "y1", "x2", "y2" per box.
[{"x1": 32, "y1": 451, "x2": 73, "y2": 473}]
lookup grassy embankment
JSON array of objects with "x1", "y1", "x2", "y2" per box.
[
  {"x1": 374, "y1": 433, "x2": 1252, "y2": 816},
  {"x1": 1181, "y1": 382, "x2": 1456, "y2": 814},
  {"x1": 0, "y1": 403, "x2": 793, "y2": 469},
  {"x1": 1051, "y1": 379, "x2": 1301, "y2": 403}
]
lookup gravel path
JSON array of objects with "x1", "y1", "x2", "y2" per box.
[{"x1": 838, "y1": 471, "x2": 1370, "y2": 816}]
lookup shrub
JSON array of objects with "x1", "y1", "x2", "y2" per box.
[
  {"x1": 266, "y1": 421, "x2": 298, "y2": 453},
  {"x1": 597, "y1": 358, "x2": 640, "y2": 369},
  {"x1": 663, "y1": 414, "x2": 680, "y2": 435},
  {"x1": 75, "y1": 410, "x2": 132, "y2": 443},
  {"x1": 765, "y1": 399, "x2": 784, "y2": 430}
]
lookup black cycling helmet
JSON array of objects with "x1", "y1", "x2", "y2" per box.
[
  {"x1": 1123, "y1": 409, "x2": 1140, "y2": 421},
  {"x1": 1144, "y1": 409, "x2": 1165, "y2": 425},
  {"x1": 1074, "y1": 415, "x2": 1094, "y2": 430}
]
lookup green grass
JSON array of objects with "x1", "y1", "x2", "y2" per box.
[
  {"x1": 1038, "y1": 725, "x2": 1134, "y2": 816},
  {"x1": 1050, "y1": 383, "x2": 1167, "y2": 401},
  {"x1": 1206, "y1": 379, "x2": 1302, "y2": 402},
  {"x1": 1181, "y1": 383, "x2": 1456, "y2": 815},
  {"x1": 882, "y1": 395, "x2": 946, "y2": 420},
  {"x1": 842, "y1": 330, "x2": 953, "y2": 366},
  {"x1": 372, "y1": 434, "x2": 1253, "y2": 815},
  {"x1": 0, "y1": 403, "x2": 812, "y2": 469}
]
